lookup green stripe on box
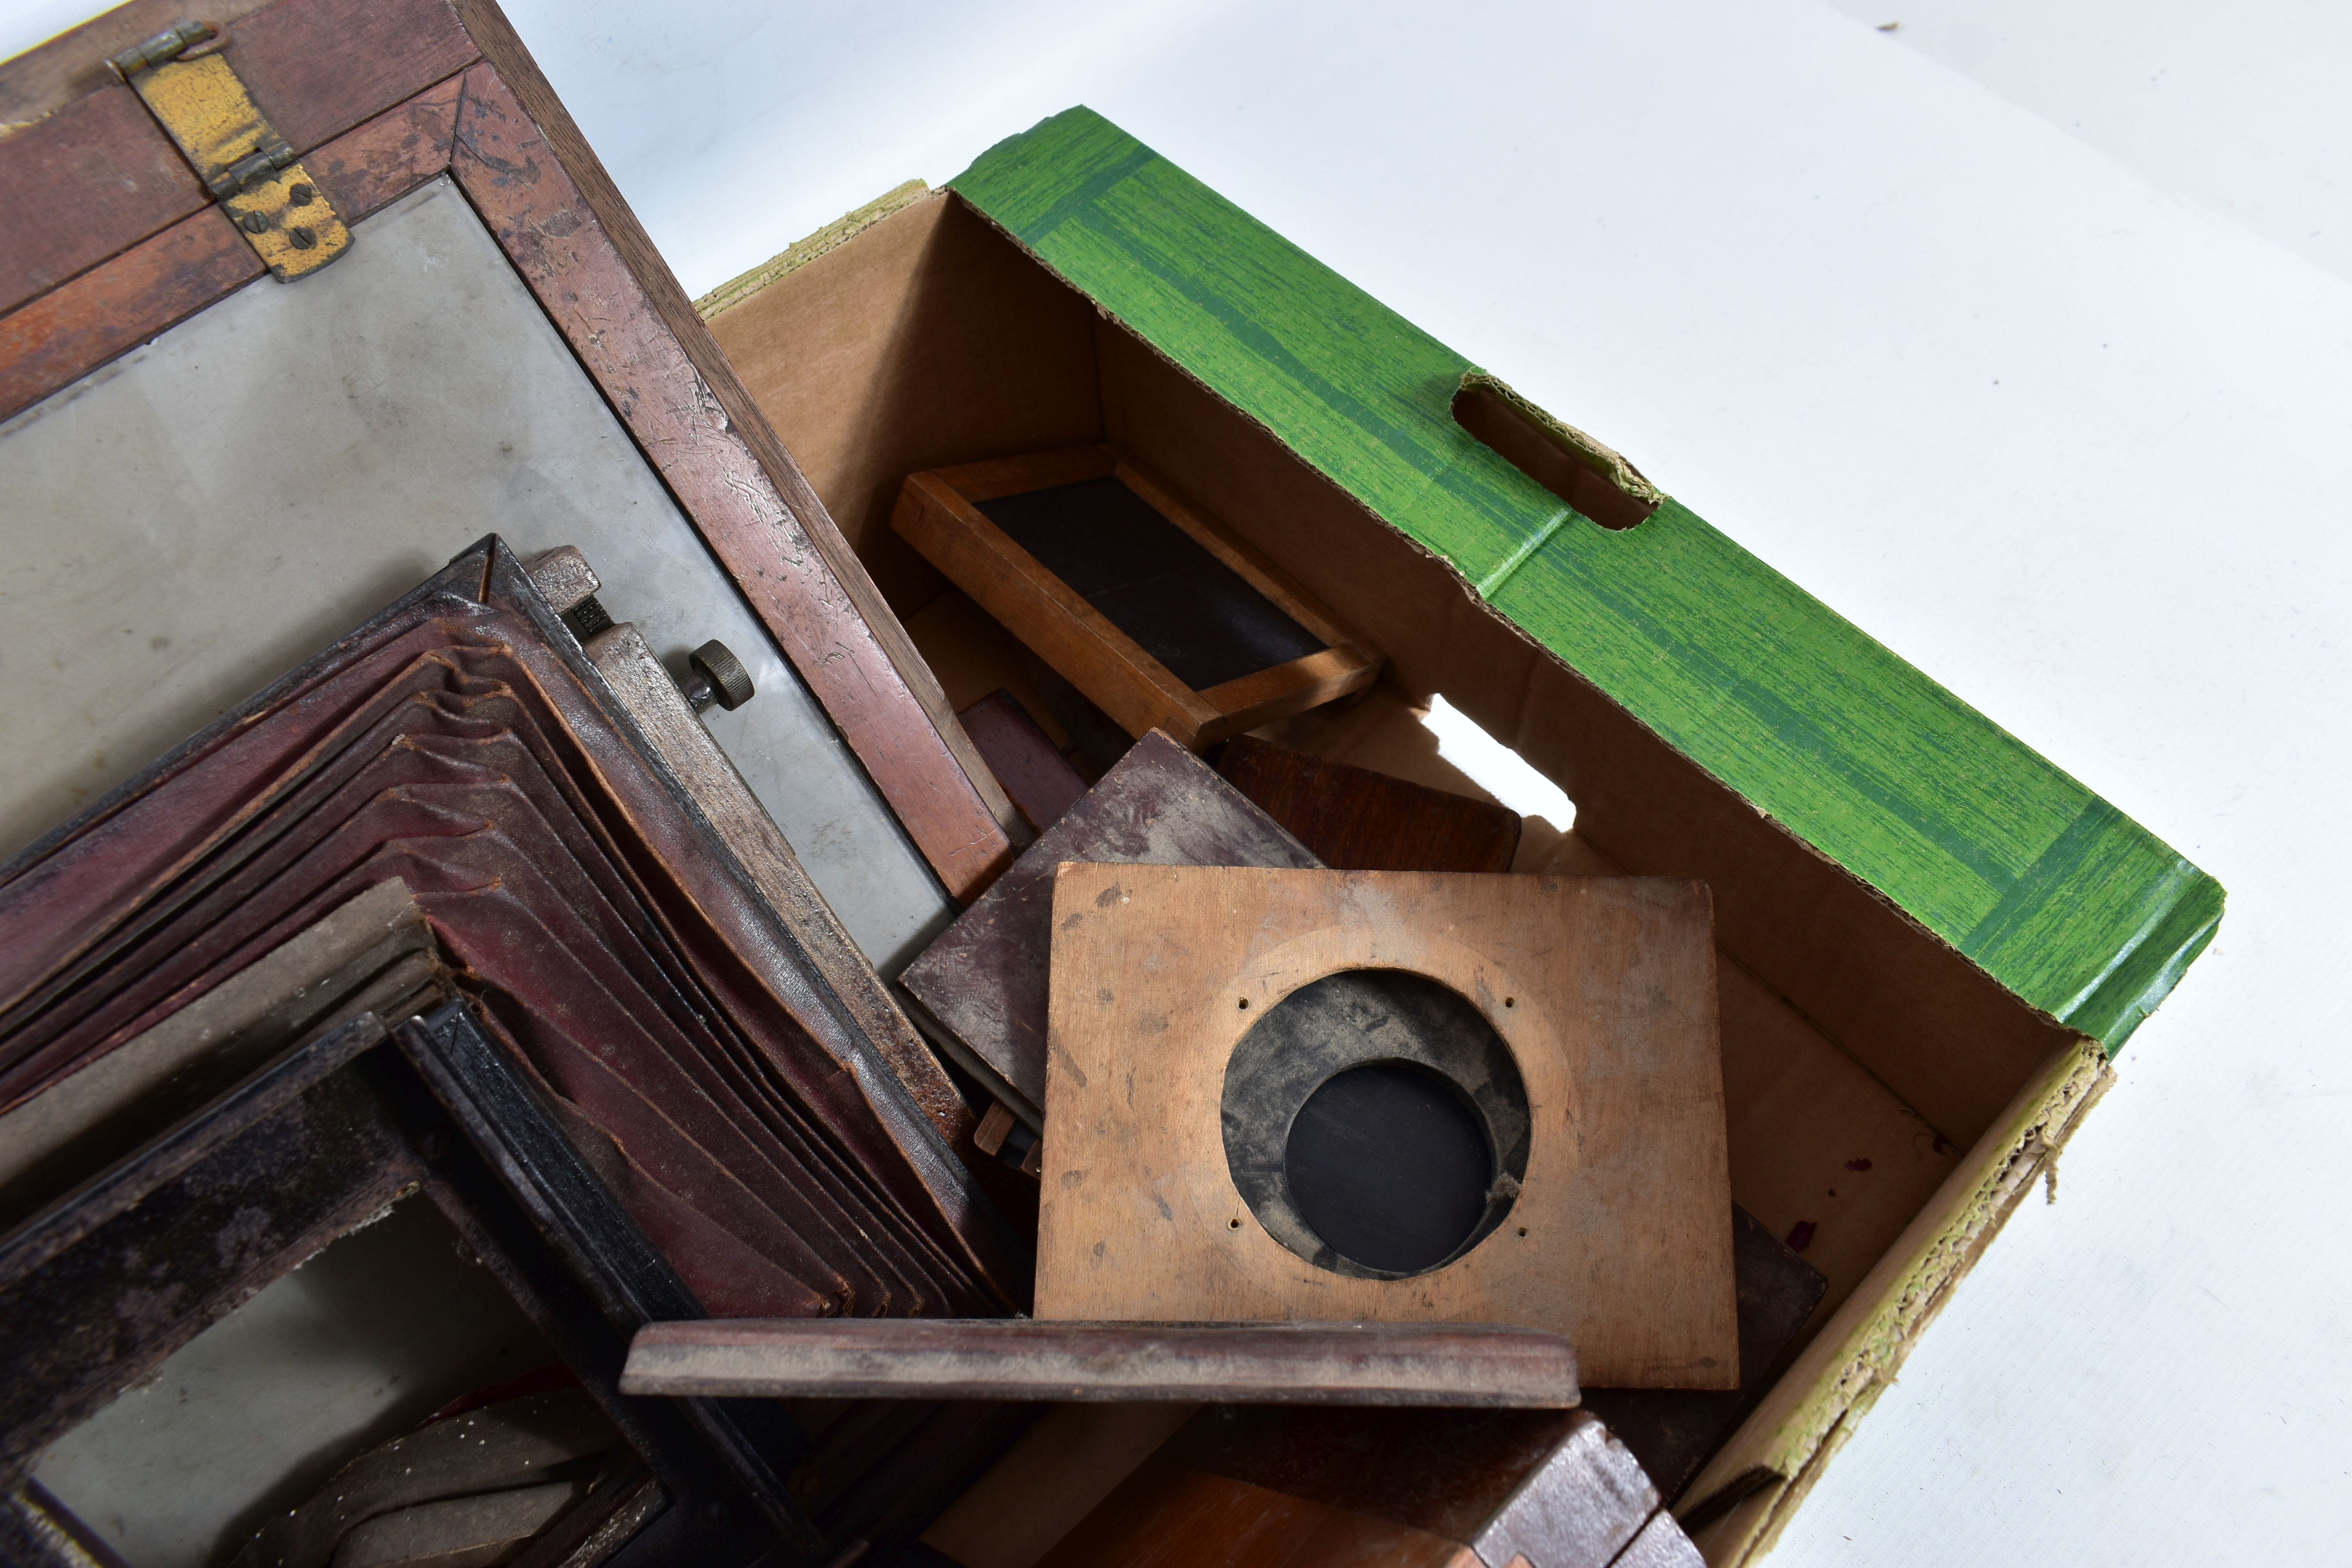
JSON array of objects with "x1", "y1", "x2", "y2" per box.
[{"x1": 951, "y1": 107, "x2": 2221, "y2": 1051}]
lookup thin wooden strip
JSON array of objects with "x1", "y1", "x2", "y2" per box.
[
  {"x1": 308, "y1": 71, "x2": 465, "y2": 221},
  {"x1": 0, "y1": 0, "x2": 477, "y2": 320},
  {"x1": 622, "y1": 1319, "x2": 1580, "y2": 1406},
  {"x1": 225, "y1": 0, "x2": 478, "y2": 153},
  {"x1": 0, "y1": 206, "x2": 262, "y2": 425},
  {"x1": 1115, "y1": 456, "x2": 1368, "y2": 655},
  {"x1": 445, "y1": 0, "x2": 1025, "y2": 865},
  {"x1": 0, "y1": 78, "x2": 465, "y2": 426},
  {"x1": 448, "y1": 62, "x2": 1013, "y2": 902},
  {"x1": 895, "y1": 472, "x2": 1221, "y2": 743},
  {"x1": 0, "y1": 0, "x2": 275, "y2": 124},
  {"x1": 0, "y1": 85, "x2": 201, "y2": 317},
  {"x1": 1195, "y1": 645, "x2": 1379, "y2": 743},
  {"x1": 578, "y1": 620, "x2": 973, "y2": 1148}
]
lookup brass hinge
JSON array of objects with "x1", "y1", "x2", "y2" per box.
[{"x1": 109, "y1": 21, "x2": 350, "y2": 281}]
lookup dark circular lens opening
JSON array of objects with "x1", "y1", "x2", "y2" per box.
[{"x1": 1282, "y1": 1059, "x2": 1495, "y2": 1276}]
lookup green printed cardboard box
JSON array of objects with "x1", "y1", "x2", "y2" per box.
[{"x1": 700, "y1": 108, "x2": 2222, "y2": 1563}]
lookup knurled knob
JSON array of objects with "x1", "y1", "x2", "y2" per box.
[{"x1": 688, "y1": 639, "x2": 754, "y2": 712}]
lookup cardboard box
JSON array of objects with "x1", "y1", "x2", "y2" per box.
[{"x1": 701, "y1": 107, "x2": 2225, "y2": 1563}]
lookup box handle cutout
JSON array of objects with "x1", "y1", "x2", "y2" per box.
[{"x1": 1453, "y1": 374, "x2": 1661, "y2": 532}]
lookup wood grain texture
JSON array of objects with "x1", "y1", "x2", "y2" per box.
[
  {"x1": 581, "y1": 620, "x2": 974, "y2": 1151},
  {"x1": 621, "y1": 1319, "x2": 1578, "y2": 1406},
  {"x1": 307, "y1": 72, "x2": 464, "y2": 219},
  {"x1": 0, "y1": 205, "x2": 261, "y2": 424},
  {"x1": 898, "y1": 730, "x2": 1317, "y2": 1120},
  {"x1": 446, "y1": 0, "x2": 1025, "y2": 870},
  {"x1": 449, "y1": 61, "x2": 1013, "y2": 901},
  {"x1": 1037, "y1": 864, "x2": 1737, "y2": 1388},
  {"x1": 949, "y1": 108, "x2": 2221, "y2": 1051},
  {"x1": 1035, "y1": 1405, "x2": 1688, "y2": 1568},
  {"x1": 0, "y1": 76, "x2": 461, "y2": 426},
  {"x1": 1579, "y1": 1206, "x2": 1825, "y2": 1505},
  {"x1": 0, "y1": 0, "x2": 276, "y2": 124},
  {"x1": 958, "y1": 690, "x2": 1086, "y2": 834},
  {"x1": 0, "y1": 85, "x2": 200, "y2": 316},
  {"x1": 1034, "y1": 1460, "x2": 1481, "y2": 1568},
  {"x1": 893, "y1": 446, "x2": 1380, "y2": 749},
  {"x1": 0, "y1": 0, "x2": 477, "y2": 320},
  {"x1": 918, "y1": 1402, "x2": 1201, "y2": 1568},
  {"x1": 896, "y1": 466, "x2": 1218, "y2": 744},
  {"x1": 1218, "y1": 734, "x2": 1521, "y2": 874},
  {"x1": 224, "y1": 0, "x2": 477, "y2": 153}
]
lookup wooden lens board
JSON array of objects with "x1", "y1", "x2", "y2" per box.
[{"x1": 1038, "y1": 864, "x2": 1738, "y2": 1389}]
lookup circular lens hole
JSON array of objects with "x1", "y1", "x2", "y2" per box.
[{"x1": 1283, "y1": 1060, "x2": 1493, "y2": 1276}]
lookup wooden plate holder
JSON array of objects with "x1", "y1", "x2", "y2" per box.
[{"x1": 892, "y1": 445, "x2": 1382, "y2": 749}]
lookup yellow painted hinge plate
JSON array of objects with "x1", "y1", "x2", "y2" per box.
[{"x1": 110, "y1": 22, "x2": 350, "y2": 281}]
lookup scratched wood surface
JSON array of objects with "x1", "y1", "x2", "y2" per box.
[
  {"x1": 0, "y1": 0, "x2": 476, "y2": 318},
  {"x1": 1031, "y1": 1405, "x2": 1695, "y2": 1568},
  {"x1": 899, "y1": 731, "x2": 1317, "y2": 1121},
  {"x1": 1036, "y1": 1461, "x2": 1483, "y2": 1568},
  {"x1": 1037, "y1": 864, "x2": 1738, "y2": 1389},
  {"x1": 447, "y1": 0, "x2": 1024, "y2": 888},
  {"x1": 581, "y1": 619, "x2": 974, "y2": 1151},
  {"x1": 621, "y1": 1319, "x2": 1578, "y2": 1406},
  {"x1": 446, "y1": 61, "x2": 1012, "y2": 902},
  {"x1": 0, "y1": 0, "x2": 1020, "y2": 907},
  {"x1": 957, "y1": 690, "x2": 1085, "y2": 835}
]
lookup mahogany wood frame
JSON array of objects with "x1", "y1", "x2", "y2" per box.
[
  {"x1": 893, "y1": 445, "x2": 1383, "y2": 750},
  {"x1": 0, "y1": 0, "x2": 1018, "y2": 903}
]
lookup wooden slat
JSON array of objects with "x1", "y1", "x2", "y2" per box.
[
  {"x1": 0, "y1": 78, "x2": 465, "y2": 426},
  {"x1": 310, "y1": 71, "x2": 465, "y2": 218},
  {"x1": 446, "y1": 0, "x2": 1025, "y2": 886},
  {"x1": 447, "y1": 61, "x2": 1013, "y2": 902},
  {"x1": 225, "y1": 0, "x2": 477, "y2": 153},
  {"x1": 622, "y1": 1319, "x2": 1579, "y2": 1406},
  {"x1": 958, "y1": 690, "x2": 1086, "y2": 834},
  {"x1": 0, "y1": 0, "x2": 275, "y2": 123},
  {"x1": 894, "y1": 469, "x2": 1221, "y2": 744},
  {"x1": 580, "y1": 619, "x2": 975, "y2": 1148},
  {"x1": 0, "y1": 0, "x2": 478, "y2": 321},
  {"x1": 0, "y1": 85, "x2": 200, "y2": 316},
  {"x1": 1194, "y1": 645, "x2": 1378, "y2": 745},
  {"x1": 0, "y1": 205, "x2": 261, "y2": 424}
]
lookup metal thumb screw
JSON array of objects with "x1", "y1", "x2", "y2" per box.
[{"x1": 678, "y1": 639, "x2": 754, "y2": 713}]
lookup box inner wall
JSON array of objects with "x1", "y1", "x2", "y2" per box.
[{"x1": 706, "y1": 189, "x2": 2082, "y2": 1337}]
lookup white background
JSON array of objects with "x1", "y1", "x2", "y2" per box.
[{"x1": 6, "y1": 2, "x2": 2348, "y2": 1562}]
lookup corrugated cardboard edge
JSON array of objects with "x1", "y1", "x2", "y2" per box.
[
  {"x1": 1457, "y1": 371, "x2": 1666, "y2": 509},
  {"x1": 1678, "y1": 1035, "x2": 2114, "y2": 1565},
  {"x1": 693, "y1": 178, "x2": 932, "y2": 321}
]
